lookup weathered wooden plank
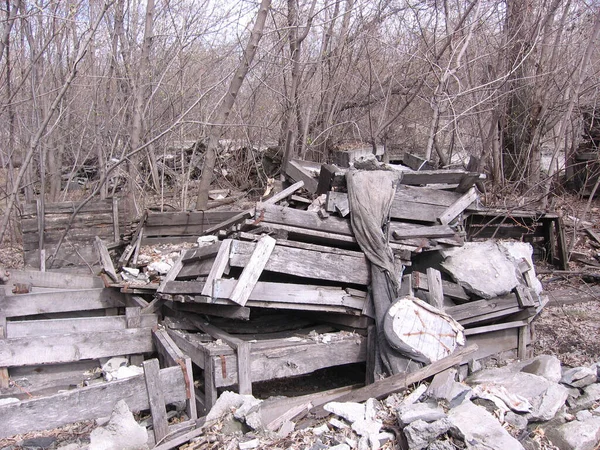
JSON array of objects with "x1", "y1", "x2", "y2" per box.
[
  {"x1": 228, "y1": 235, "x2": 276, "y2": 306},
  {"x1": 399, "y1": 170, "x2": 481, "y2": 186},
  {"x1": 177, "y1": 258, "x2": 215, "y2": 279},
  {"x1": 244, "y1": 220, "x2": 359, "y2": 247},
  {"x1": 230, "y1": 240, "x2": 369, "y2": 285},
  {"x1": 0, "y1": 366, "x2": 186, "y2": 439},
  {"x1": 0, "y1": 310, "x2": 7, "y2": 389},
  {"x1": 412, "y1": 272, "x2": 469, "y2": 301},
  {"x1": 286, "y1": 160, "x2": 318, "y2": 193},
  {"x1": 257, "y1": 203, "x2": 353, "y2": 236},
  {"x1": 310, "y1": 344, "x2": 478, "y2": 416},
  {"x1": 202, "y1": 181, "x2": 305, "y2": 235},
  {"x1": 7, "y1": 270, "x2": 104, "y2": 289},
  {"x1": 21, "y1": 199, "x2": 115, "y2": 217},
  {"x1": 157, "y1": 257, "x2": 184, "y2": 294},
  {"x1": 390, "y1": 223, "x2": 457, "y2": 239},
  {"x1": 201, "y1": 239, "x2": 233, "y2": 297},
  {"x1": 145, "y1": 211, "x2": 241, "y2": 228},
  {"x1": 0, "y1": 288, "x2": 125, "y2": 318},
  {"x1": 6, "y1": 314, "x2": 157, "y2": 338},
  {"x1": 181, "y1": 242, "x2": 222, "y2": 263},
  {"x1": 144, "y1": 359, "x2": 169, "y2": 443},
  {"x1": 0, "y1": 328, "x2": 154, "y2": 367},
  {"x1": 426, "y1": 268, "x2": 445, "y2": 309},
  {"x1": 95, "y1": 237, "x2": 118, "y2": 282},
  {"x1": 166, "y1": 301, "x2": 251, "y2": 320},
  {"x1": 438, "y1": 187, "x2": 479, "y2": 225},
  {"x1": 445, "y1": 294, "x2": 520, "y2": 324}
]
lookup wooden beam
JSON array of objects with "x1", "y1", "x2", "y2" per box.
[
  {"x1": 256, "y1": 203, "x2": 353, "y2": 236},
  {"x1": 0, "y1": 366, "x2": 187, "y2": 439},
  {"x1": 309, "y1": 344, "x2": 478, "y2": 417},
  {"x1": 202, "y1": 181, "x2": 305, "y2": 235},
  {"x1": 0, "y1": 328, "x2": 154, "y2": 367},
  {"x1": 285, "y1": 160, "x2": 318, "y2": 193},
  {"x1": 112, "y1": 197, "x2": 120, "y2": 242},
  {"x1": 157, "y1": 257, "x2": 184, "y2": 294},
  {"x1": 426, "y1": 268, "x2": 445, "y2": 310},
  {"x1": 228, "y1": 235, "x2": 276, "y2": 306}
]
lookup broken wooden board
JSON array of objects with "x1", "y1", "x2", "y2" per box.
[
  {"x1": 256, "y1": 203, "x2": 353, "y2": 236},
  {"x1": 7, "y1": 270, "x2": 104, "y2": 290},
  {"x1": 412, "y1": 271, "x2": 470, "y2": 302},
  {"x1": 229, "y1": 239, "x2": 369, "y2": 285},
  {"x1": 6, "y1": 314, "x2": 158, "y2": 338},
  {"x1": 437, "y1": 186, "x2": 479, "y2": 225},
  {"x1": 285, "y1": 160, "x2": 319, "y2": 193},
  {"x1": 94, "y1": 236, "x2": 118, "y2": 282},
  {"x1": 165, "y1": 300, "x2": 251, "y2": 320},
  {"x1": 399, "y1": 170, "x2": 483, "y2": 186},
  {"x1": 0, "y1": 365, "x2": 187, "y2": 438},
  {"x1": 0, "y1": 288, "x2": 125, "y2": 318},
  {"x1": 0, "y1": 328, "x2": 154, "y2": 367},
  {"x1": 445, "y1": 294, "x2": 529, "y2": 326}
]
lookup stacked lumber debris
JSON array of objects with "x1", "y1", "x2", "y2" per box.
[{"x1": 0, "y1": 270, "x2": 196, "y2": 443}]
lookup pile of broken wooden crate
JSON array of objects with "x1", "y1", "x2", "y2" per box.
[{"x1": 0, "y1": 156, "x2": 564, "y2": 445}]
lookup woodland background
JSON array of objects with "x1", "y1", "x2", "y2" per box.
[{"x1": 1, "y1": 0, "x2": 600, "y2": 244}]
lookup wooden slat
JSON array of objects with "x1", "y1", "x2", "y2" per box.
[
  {"x1": 144, "y1": 359, "x2": 169, "y2": 443},
  {"x1": 228, "y1": 235, "x2": 276, "y2": 306},
  {"x1": 426, "y1": 268, "x2": 444, "y2": 309},
  {"x1": 0, "y1": 289, "x2": 125, "y2": 318},
  {"x1": 145, "y1": 211, "x2": 241, "y2": 228},
  {"x1": 6, "y1": 314, "x2": 158, "y2": 338},
  {"x1": 7, "y1": 270, "x2": 104, "y2": 289},
  {"x1": 285, "y1": 160, "x2": 319, "y2": 193},
  {"x1": 201, "y1": 239, "x2": 232, "y2": 297},
  {"x1": 21, "y1": 199, "x2": 115, "y2": 216},
  {"x1": 0, "y1": 328, "x2": 154, "y2": 367},
  {"x1": 412, "y1": 271, "x2": 470, "y2": 302},
  {"x1": 256, "y1": 203, "x2": 353, "y2": 236},
  {"x1": 438, "y1": 187, "x2": 479, "y2": 225},
  {"x1": 0, "y1": 366, "x2": 186, "y2": 439},
  {"x1": 399, "y1": 170, "x2": 481, "y2": 186},
  {"x1": 166, "y1": 301, "x2": 251, "y2": 320},
  {"x1": 95, "y1": 237, "x2": 118, "y2": 282}
]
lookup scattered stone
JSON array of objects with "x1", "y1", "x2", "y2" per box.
[
  {"x1": 521, "y1": 355, "x2": 562, "y2": 383},
  {"x1": 277, "y1": 420, "x2": 295, "y2": 438},
  {"x1": 561, "y1": 367, "x2": 597, "y2": 388},
  {"x1": 311, "y1": 424, "x2": 329, "y2": 436},
  {"x1": 206, "y1": 391, "x2": 261, "y2": 422},
  {"x1": 324, "y1": 401, "x2": 365, "y2": 423},
  {"x1": 18, "y1": 436, "x2": 57, "y2": 448},
  {"x1": 352, "y1": 418, "x2": 383, "y2": 449},
  {"x1": 403, "y1": 418, "x2": 453, "y2": 450},
  {"x1": 426, "y1": 440, "x2": 455, "y2": 450},
  {"x1": 577, "y1": 410, "x2": 593, "y2": 421},
  {"x1": 468, "y1": 358, "x2": 482, "y2": 374},
  {"x1": 567, "y1": 383, "x2": 600, "y2": 412},
  {"x1": 89, "y1": 400, "x2": 148, "y2": 450},
  {"x1": 401, "y1": 384, "x2": 429, "y2": 406},
  {"x1": 427, "y1": 369, "x2": 457, "y2": 400},
  {"x1": 238, "y1": 438, "x2": 259, "y2": 450},
  {"x1": 504, "y1": 411, "x2": 529, "y2": 432},
  {"x1": 448, "y1": 401, "x2": 525, "y2": 450},
  {"x1": 545, "y1": 417, "x2": 600, "y2": 450},
  {"x1": 397, "y1": 401, "x2": 447, "y2": 427},
  {"x1": 329, "y1": 418, "x2": 349, "y2": 430}
]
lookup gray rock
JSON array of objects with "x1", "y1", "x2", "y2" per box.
[
  {"x1": 504, "y1": 411, "x2": 529, "y2": 432},
  {"x1": 18, "y1": 437, "x2": 57, "y2": 448},
  {"x1": 521, "y1": 355, "x2": 562, "y2": 383},
  {"x1": 426, "y1": 441, "x2": 456, "y2": 450},
  {"x1": 403, "y1": 418, "x2": 453, "y2": 450},
  {"x1": 561, "y1": 367, "x2": 597, "y2": 388},
  {"x1": 397, "y1": 401, "x2": 447, "y2": 427},
  {"x1": 468, "y1": 358, "x2": 482, "y2": 374},
  {"x1": 568, "y1": 383, "x2": 600, "y2": 412},
  {"x1": 577, "y1": 410, "x2": 593, "y2": 421},
  {"x1": 427, "y1": 369, "x2": 472, "y2": 407},
  {"x1": 468, "y1": 370, "x2": 568, "y2": 421},
  {"x1": 546, "y1": 417, "x2": 600, "y2": 450},
  {"x1": 448, "y1": 401, "x2": 525, "y2": 450},
  {"x1": 89, "y1": 400, "x2": 148, "y2": 450},
  {"x1": 440, "y1": 242, "x2": 520, "y2": 299}
]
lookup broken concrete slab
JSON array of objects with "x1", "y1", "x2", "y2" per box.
[
  {"x1": 89, "y1": 400, "x2": 148, "y2": 450},
  {"x1": 440, "y1": 241, "x2": 521, "y2": 299},
  {"x1": 545, "y1": 416, "x2": 600, "y2": 450},
  {"x1": 324, "y1": 401, "x2": 366, "y2": 424},
  {"x1": 397, "y1": 401, "x2": 447, "y2": 427},
  {"x1": 403, "y1": 418, "x2": 453, "y2": 450},
  {"x1": 561, "y1": 366, "x2": 597, "y2": 388},
  {"x1": 448, "y1": 401, "x2": 525, "y2": 450}
]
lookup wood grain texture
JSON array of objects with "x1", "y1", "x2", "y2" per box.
[{"x1": 144, "y1": 359, "x2": 169, "y2": 443}]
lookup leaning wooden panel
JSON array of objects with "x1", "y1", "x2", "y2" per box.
[
  {"x1": 0, "y1": 288, "x2": 125, "y2": 318},
  {"x1": 0, "y1": 328, "x2": 154, "y2": 367},
  {"x1": 0, "y1": 366, "x2": 187, "y2": 439},
  {"x1": 212, "y1": 333, "x2": 367, "y2": 387}
]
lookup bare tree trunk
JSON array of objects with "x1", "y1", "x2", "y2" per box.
[
  {"x1": 0, "y1": 2, "x2": 112, "y2": 243},
  {"x1": 195, "y1": 0, "x2": 272, "y2": 210},
  {"x1": 0, "y1": 0, "x2": 20, "y2": 66}
]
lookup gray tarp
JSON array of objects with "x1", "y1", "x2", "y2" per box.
[{"x1": 347, "y1": 169, "x2": 422, "y2": 377}]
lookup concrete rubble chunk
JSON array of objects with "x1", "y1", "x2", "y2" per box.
[
  {"x1": 448, "y1": 401, "x2": 525, "y2": 450},
  {"x1": 504, "y1": 411, "x2": 529, "y2": 432},
  {"x1": 324, "y1": 401, "x2": 366, "y2": 424},
  {"x1": 397, "y1": 401, "x2": 447, "y2": 427},
  {"x1": 403, "y1": 418, "x2": 453, "y2": 450},
  {"x1": 521, "y1": 355, "x2": 563, "y2": 383},
  {"x1": 561, "y1": 366, "x2": 598, "y2": 388},
  {"x1": 545, "y1": 417, "x2": 600, "y2": 450},
  {"x1": 206, "y1": 391, "x2": 262, "y2": 423},
  {"x1": 89, "y1": 400, "x2": 148, "y2": 450},
  {"x1": 440, "y1": 241, "x2": 521, "y2": 298}
]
